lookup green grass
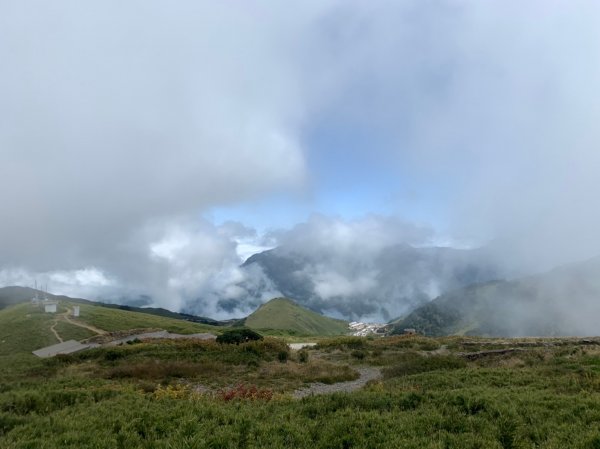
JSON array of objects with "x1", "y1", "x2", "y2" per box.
[
  {"x1": 0, "y1": 301, "x2": 220, "y2": 355},
  {"x1": 0, "y1": 304, "x2": 59, "y2": 356},
  {"x1": 68, "y1": 302, "x2": 220, "y2": 335},
  {"x1": 53, "y1": 320, "x2": 97, "y2": 341},
  {"x1": 245, "y1": 298, "x2": 349, "y2": 336},
  {"x1": 4, "y1": 309, "x2": 600, "y2": 448},
  {"x1": 3, "y1": 340, "x2": 600, "y2": 448}
]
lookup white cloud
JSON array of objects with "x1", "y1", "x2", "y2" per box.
[
  {"x1": 2, "y1": 1, "x2": 600, "y2": 319},
  {"x1": 313, "y1": 270, "x2": 378, "y2": 300}
]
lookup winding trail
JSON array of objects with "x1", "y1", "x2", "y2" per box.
[
  {"x1": 63, "y1": 308, "x2": 106, "y2": 335},
  {"x1": 48, "y1": 308, "x2": 107, "y2": 343},
  {"x1": 49, "y1": 320, "x2": 64, "y2": 343},
  {"x1": 293, "y1": 367, "x2": 382, "y2": 399}
]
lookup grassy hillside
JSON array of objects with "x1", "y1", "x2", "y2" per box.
[
  {"x1": 0, "y1": 286, "x2": 234, "y2": 326},
  {"x1": 391, "y1": 256, "x2": 600, "y2": 337},
  {"x1": 244, "y1": 297, "x2": 348, "y2": 336},
  {"x1": 0, "y1": 304, "x2": 61, "y2": 356},
  {"x1": 3, "y1": 334, "x2": 600, "y2": 447},
  {"x1": 0, "y1": 286, "x2": 41, "y2": 310},
  {"x1": 73, "y1": 302, "x2": 220, "y2": 334},
  {"x1": 0, "y1": 300, "x2": 219, "y2": 358}
]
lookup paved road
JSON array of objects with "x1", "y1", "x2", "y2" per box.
[{"x1": 293, "y1": 367, "x2": 381, "y2": 398}]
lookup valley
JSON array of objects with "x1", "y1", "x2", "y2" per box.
[{"x1": 2, "y1": 290, "x2": 600, "y2": 448}]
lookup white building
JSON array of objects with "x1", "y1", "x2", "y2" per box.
[
  {"x1": 44, "y1": 302, "x2": 57, "y2": 313},
  {"x1": 72, "y1": 306, "x2": 80, "y2": 317}
]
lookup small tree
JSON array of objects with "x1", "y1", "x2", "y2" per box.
[{"x1": 216, "y1": 328, "x2": 263, "y2": 345}]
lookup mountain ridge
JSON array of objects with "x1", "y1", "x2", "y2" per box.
[
  {"x1": 242, "y1": 243, "x2": 502, "y2": 320},
  {"x1": 0, "y1": 286, "x2": 236, "y2": 326},
  {"x1": 391, "y1": 256, "x2": 600, "y2": 337}
]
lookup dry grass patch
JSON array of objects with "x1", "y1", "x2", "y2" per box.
[
  {"x1": 105, "y1": 360, "x2": 230, "y2": 381},
  {"x1": 259, "y1": 360, "x2": 358, "y2": 386}
]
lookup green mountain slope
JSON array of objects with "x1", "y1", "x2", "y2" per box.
[
  {"x1": 391, "y1": 256, "x2": 600, "y2": 337},
  {"x1": 0, "y1": 300, "x2": 220, "y2": 357},
  {"x1": 0, "y1": 286, "x2": 42, "y2": 309},
  {"x1": 0, "y1": 286, "x2": 232, "y2": 325},
  {"x1": 0, "y1": 304, "x2": 63, "y2": 356},
  {"x1": 73, "y1": 302, "x2": 219, "y2": 334},
  {"x1": 244, "y1": 297, "x2": 349, "y2": 336}
]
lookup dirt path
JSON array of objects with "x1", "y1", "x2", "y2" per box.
[
  {"x1": 293, "y1": 366, "x2": 382, "y2": 399},
  {"x1": 49, "y1": 320, "x2": 64, "y2": 343},
  {"x1": 50, "y1": 309, "x2": 107, "y2": 343},
  {"x1": 63, "y1": 308, "x2": 106, "y2": 335}
]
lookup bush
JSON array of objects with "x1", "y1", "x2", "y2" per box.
[
  {"x1": 216, "y1": 329, "x2": 263, "y2": 345},
  {"x1": 351, "y1": 350, "x2": 367, "y2": 360},
  {"x1": 104, "y1": 349, "x2": 125, "y2": 362},
  {"x1": 298, "y1": 350, "x2": 309, "y2": 363},
  {"x1": 277, "y1": 351, "x2": 289, "y2": 363}
]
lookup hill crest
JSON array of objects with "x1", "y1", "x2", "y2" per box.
[{"x1": 244, "y1": 297, "x2": 349, "y2": 336}]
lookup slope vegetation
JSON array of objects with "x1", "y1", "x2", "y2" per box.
[
  {"x1": 244, "y1": 298, "x2": 348, "y2": 336},
  {"x1": 392, "y1": 256, "x2": 600, "y2": 337},
  {"x1": 0, "y1": 300, "x2": 219, "y2": 357},
  {"x1": 73, "y1": 302, "x2": 219, "y2": 334},
  {"x1": 0, "y1": 286, "x2": 233, "y2": 325}
]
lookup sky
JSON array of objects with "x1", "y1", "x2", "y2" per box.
[{"x1": 1, "y1": 1, "x2": 600, "y2": 318}]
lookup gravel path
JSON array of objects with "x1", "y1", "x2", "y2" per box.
[{"x1": 293, "y1": 367, "x2": 381, "y2": 399}]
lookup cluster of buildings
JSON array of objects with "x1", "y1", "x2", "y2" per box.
[
  {"x1": 30, "y1": 285, "x2": 79, "y2": 316},
  {"x1": 348, "y1": 321, "x2": 388, "y2": 336}
]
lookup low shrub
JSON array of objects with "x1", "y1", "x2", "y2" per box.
[
  {"x1": 216, "y1": 329, "x2": 263, "y2": 345},
  {"x1": 104, "y1": 349, "x2": 126, "y2": 362},
  {"x1": 383, "y1": 352, "x2": 467, "y2": 378},
  {"x1": 153, "y1": 384, "x2": 192, "y2": 400},
  {"x1": 372, "y1": 335, "x2": 440, "y2": 351},
  {"x1": 216, "y1": 384, "x2": 273, "y2": 401},
  {"x1": 106, "y1": 361, "x2": 202, "y2": 380},
  {"x1": 317, "y1": 337, "x2": 366, "y2": 350},
  {"x1": 351, "y1": 350, "x2": 367, "y2": 360},
  {"x1": 298, "y1": 350, "x2": 309, "y2": 363}
]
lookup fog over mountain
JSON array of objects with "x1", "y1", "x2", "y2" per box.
[
  {"x1": 238, "y1": 215, "x2": 501, "y2": 321},
  {"x1": 2, "y1": 2, "x2": 600, "y2": 328},
  {"x1": 392, "y1": 256, "x2": 600, "y2": 337}
]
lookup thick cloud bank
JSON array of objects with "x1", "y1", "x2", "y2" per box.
[
  {"x1": 2, "y1": 2, "x2": 600, "y2": 322},
  {"x1": 0, "y1": 1, "x2": 310, "y2": 271},
  {"x1": 242, "y1": 215, "x2": 500, "y2": 321}
]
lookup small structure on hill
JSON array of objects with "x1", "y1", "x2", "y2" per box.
[
  {"x1": 44, "y1": 301, "x2": 58, "y2": 313},
  {"x1": 72, "y1": 305, "x2": 80, "y2": 317},
  {"x1": 403, "y1": 328, "x2": 417, "y2": 335}
]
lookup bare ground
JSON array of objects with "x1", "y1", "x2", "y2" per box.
[{"x1": 293, "y1": 366, "x2": 382, "y2": 399}]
